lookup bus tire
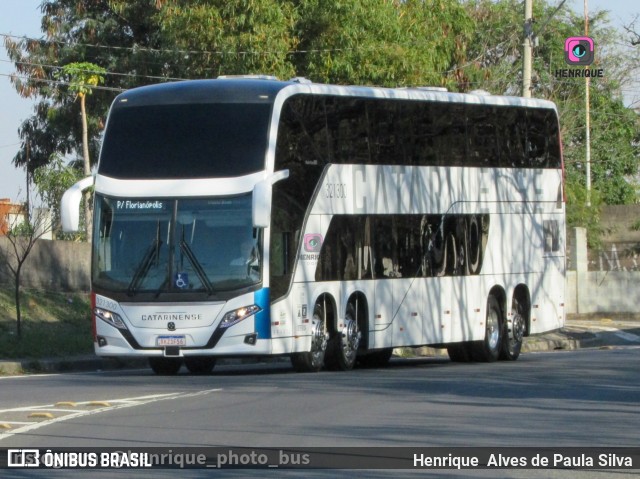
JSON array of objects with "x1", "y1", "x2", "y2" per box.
[
  {"x1": 148, "y1": 357, "x2": 182, "y2": 375},
  {"x1": 443, "y1": 233, "x2": 457, "y2": 276},
  {"x1": 431, "y1": 225, "x2": 446, "y2": 276},
  {"x1": 184, "y1": 356, "x2": 216, "y2": 374},
  {"x1": 357, "y1": 348, "x2": 393, "y2": 368},
  {"x1": 290, "y1": 304, "x2": 328, "y2": 373},
  {"x1": 466, "y1": 215, "x2": 482, "y2": 275},
  {"x1": 500, "y1": 299, "x2": 526, "y2": 361},
  {"x1": 325, "y1": 303, "x2": 361, "y2": 371},
  {"x1": 470, "y1": 296, "x2": 503, "y2": 362},
  {"x1": 447, "y1": 342, "x2": 472, "y2": 362}
]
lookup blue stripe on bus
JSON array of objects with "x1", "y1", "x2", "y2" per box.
[{"x1": 254, "y1": 288, "x2": 271, "y2": 340}]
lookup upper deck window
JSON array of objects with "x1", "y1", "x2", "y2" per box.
[{"x1": 99, "y1": 102, "x2": 272, "y2": 179}]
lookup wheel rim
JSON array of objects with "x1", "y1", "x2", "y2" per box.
[
  {"x1": 310, "y1": 317, "x2": 328, "y2": 368},
  {"x1": 342, "y1": 312, "x2": 361, "y2": 364},
  {"x1": 510, "y1": 313, "x2": 525, "y2": 343},
  {"x1": 487, "y1": 307, "x2": 500, "y2": 351}
]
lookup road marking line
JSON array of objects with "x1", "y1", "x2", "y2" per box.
[
  {"x1": 0, "y1": 389, "x2": 221, "y2": 443},
  {"x1": 589, "y1": 325, "x2": 640, "y2": 342},
  {"x1": 0, "y1": 374, "x2": 59, "y2": 380},
  {"x1": 614, "y1": 331, "x2": 640, "y2": 342}
]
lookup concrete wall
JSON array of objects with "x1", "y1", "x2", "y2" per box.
[
  {"x1": 566, "y1": 270, "x2": 640, "y2": 315},
  {"x1": 566, "y1": 225, "x2": 640, "y2": 315},
  {"x1": 0, "y1": 237, "x2": 90, "y2": 291}
]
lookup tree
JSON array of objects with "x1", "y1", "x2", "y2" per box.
[
  {"x1": 0, "y1": 206, "x2": 52, "y2": 338},
  {"x1": 5, "y1": 0, "x2": 475, "y2": 181},
  {"x1": 4, "y1": 0, "x2": 167, "y2": 174},
  {"x1": 293, "y1": 0, "x2": 473, "y2": 87},
  {"x1": 156, "y1": 0, "x2": 298, "y2": 79},
  {"x1": 32, "y1": 155, "x2": 84, "y2": 240},
  {"x1": 460, "y1": 0, "x2": 640, "y2": 244},
  {"x1": 5, "y1": 0, "x2": 637, "y2": 251},
  {"x1": 54, "y1": 62, "x2": 106, "y2": 242}
]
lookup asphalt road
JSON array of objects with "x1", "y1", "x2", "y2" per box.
[{"x1": 1, "y1": 347, "x2": 639, "y2": 478}]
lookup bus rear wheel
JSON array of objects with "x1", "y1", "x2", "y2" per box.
[
  {"x1": 447, "y1": 342, "x2": 472, "y2": 362},
  {"x1": 326, "y1": 304, "x2": 361, "y2": 371},
  {"x1": 291, "y1": 305, "x2": 328, "y2": 372},
  {"x1": 470, "y1": 296, "x2": 503, "y2": 362},
  {"x1": 357, "y1": 348, "x2": 393, "y2": 368},
  {"x1": 148, "y1": 357, "x2": 182, "y2": 375},
  {"x1": 501, "y1": 300, "x2": 526, "y2": 361},
  {"x1": 184, "y1": 356, "x2": 217, "y2": 374}
]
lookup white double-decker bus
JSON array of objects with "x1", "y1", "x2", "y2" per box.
[{"x1": 62, "y1": 77, "x2": 565, "y2": 374}]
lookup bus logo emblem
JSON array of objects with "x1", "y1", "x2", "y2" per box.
[{"x1": 303, "y1": 234, "x2": 323, "y2": 252}]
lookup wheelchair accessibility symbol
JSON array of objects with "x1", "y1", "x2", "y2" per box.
[{"x1": 174, "y1": 272, "x2": 189, "y2": 289}]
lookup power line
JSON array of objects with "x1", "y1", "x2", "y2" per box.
[
  {"x1": 0, "y1": 58, "x2": 188, "y2": 83},
  {"x1": 0, "y1": 32, "x2": 362, "y2": 57},
  {"x1": 0, "y1": 72, "x2": 125, "y2": 93}
]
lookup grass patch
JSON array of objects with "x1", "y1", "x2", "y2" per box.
[{"x1": 0, "y1": 285, "x2": 93, "y2": 359}]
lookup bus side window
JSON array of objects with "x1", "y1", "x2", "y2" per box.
[{"x1": 498, "y1": 107, "x2": 527, "y2": 168}]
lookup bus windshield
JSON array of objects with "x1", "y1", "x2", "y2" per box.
[{"x1": 92, "y1": 193, "x2": 262, "y2": 297}]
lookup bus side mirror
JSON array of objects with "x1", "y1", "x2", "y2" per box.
[
  {"x1": 61, "y1": 176, "x2": 95, "y2": 232},
  {"x1": 252, "y1": 169, "x2": 289, "y2": 228}
]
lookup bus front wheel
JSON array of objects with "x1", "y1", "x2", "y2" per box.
[
  {"x1": 184, "y1": 356, "x2": 217, "y2": 374},
  {"x1": 148, "y1": 357, "x2": 182, "y2": 375}
]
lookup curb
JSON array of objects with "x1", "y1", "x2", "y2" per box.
[{"x1": 0, "y1": 324, "x2": 630, "y2": 376}]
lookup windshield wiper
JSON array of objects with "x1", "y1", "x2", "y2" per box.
[
  {"x1": 127, "y1": 221, "x2": 162, "y2": 296},
  {"x1": 179, "y1": 239, "x2": 214, "y2": 295}
]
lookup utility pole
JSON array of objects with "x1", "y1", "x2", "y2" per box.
[
  {"x1": 522, "y1": 0, "x2": 534, "y2": 98},
  {"x1": 584, "y1": 0, "x2": 592, "y2": 206},
  {"x1": 25, "y1": 140, "x2": 30, "y2": 225}
]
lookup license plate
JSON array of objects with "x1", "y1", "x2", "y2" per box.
[{"x1": 157, "y1": 335, "x2": 186, "y2": 346}]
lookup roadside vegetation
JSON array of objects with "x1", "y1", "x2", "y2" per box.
[{"x1": 0, "y1": 285, "x2": 91, "y2": 359}]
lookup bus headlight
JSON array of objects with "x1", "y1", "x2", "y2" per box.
[
  {"x1": 220, "y1": 305, "x2": 261, "y2": 329},
  {"x1": 94, "y1": 307, "x2": 127, "y2": 330}
]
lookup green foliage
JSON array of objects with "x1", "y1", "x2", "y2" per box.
[
  {"x1": 33, "y1": 155, "x2": 84, "y2": 239},
  {"x1": 564, "y1": 178, "x2": 603, "y2": 248},
  {"x1": 461, "y1": 0, "x2": 640, "y2": 244},
  {"x1": 157, "y1": 0, "x2": 298, "y2": 79},
  {"x1": 294, "y1": 0, "x2": 473, "y2": 87},
  {"x1": 55, "y1": 62, "x2": 106, "y2": 98},
  {"x1": 4, "y1": 0, "x2": 638, "y2": 248},
  {"x1": 8, "y1": 221, "x2": 35, "y2": 237}
]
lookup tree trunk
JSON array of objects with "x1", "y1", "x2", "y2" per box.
[
  {"x1": 14, "y1": 266, "x2": 22, "y2": 338},
  {"x1": 80, "y1": 94, "x2": 92, "y2": 242}
]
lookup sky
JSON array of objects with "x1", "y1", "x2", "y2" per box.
[{"x1": 0, "y1": 0, "x2": 639, "y2": 203}]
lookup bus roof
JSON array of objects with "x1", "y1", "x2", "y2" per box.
[{"x1": 114, "y1": 77, "x2": 557, "y2": 111}]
